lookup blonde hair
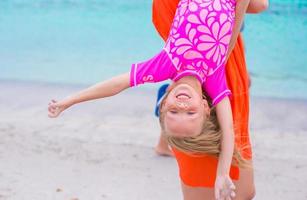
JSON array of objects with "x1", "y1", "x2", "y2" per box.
[{"x1": 159, "y1": 90, "x2": 250, "y2": 168}]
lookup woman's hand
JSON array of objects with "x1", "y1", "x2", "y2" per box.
[
  {"x1": 48, "y1": 99, "x2": 72, "y2": 118},
  {"x1": 215, "y1": 174, "x2": 236, "y2": 200},
  {"x1": 247, "y1": 0, "x2": 269, "y2": 13}
]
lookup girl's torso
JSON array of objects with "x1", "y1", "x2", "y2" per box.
[{"x1": 164, "y1": 0, "x2": 236, "y2": 82}]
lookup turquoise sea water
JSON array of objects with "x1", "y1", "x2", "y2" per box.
[{"x1": 0, "y1": 0, "x2": 307, "y2": 99}]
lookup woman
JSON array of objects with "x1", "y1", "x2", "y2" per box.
[{"x1": 152, "y1": 0, "x2": 268, "y2": 199}]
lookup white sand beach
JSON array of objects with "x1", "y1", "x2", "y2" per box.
[{"x1": 0, "y1": 80, "x2": 307, "y2": 200}]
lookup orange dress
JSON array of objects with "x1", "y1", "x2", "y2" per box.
[{"x1": 152, "y1": 0, "x2": 252, "y2": 187}]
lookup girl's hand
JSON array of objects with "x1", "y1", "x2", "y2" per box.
[
  {"x1": 214, "y1": 174, "x2": 236, "y2": 200},
  {"x1": 48, "y1": 99, "x2": 71, "y2": 118}
]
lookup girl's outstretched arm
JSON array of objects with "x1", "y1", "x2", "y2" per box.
[
  {"x1": 48, "y1": 72, "x2": 130, "y2": 118},
  {"x1": 215, "y1": 97, "x2": 236, "y2": 199}
]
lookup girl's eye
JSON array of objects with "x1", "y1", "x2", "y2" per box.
[
  {"x1": 187, "y1": 112, "x2": 195, "y2": 115},
  {"x1": 169, "y1": 110, "x2": 178, "y2": 114}
]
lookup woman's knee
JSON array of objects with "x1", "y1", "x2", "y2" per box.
[
  {"x1": 245, "y1": 186, "x2": 256, "y2": 200},
  {"x1": 234, "y1": 189, "x2": 255, "y2": 200},
  {"x1": 234, "y1": 166, "x2": 256, "y2": 199},
  {"x1": 236, "y1": 183, "x2": 256, "y2": 200}
]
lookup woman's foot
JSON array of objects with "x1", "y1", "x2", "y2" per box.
[
  {"x1": 155, "y1": 145, "x2": 174, "y2": 157},
  {"x1": 155, "y1": 133, "x2": 174, "y2": 157}
]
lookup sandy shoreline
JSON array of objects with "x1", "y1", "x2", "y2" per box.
[{"x1": 0, "y1": 79, "x2": 307, "y2": 200}]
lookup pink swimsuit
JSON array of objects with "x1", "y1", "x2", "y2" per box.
[{"x1": 130, "y1": 0, "x2": 236, "y2": 105}]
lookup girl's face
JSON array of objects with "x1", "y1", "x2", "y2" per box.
[{"x1": 162, "y1": 83, "x2": 210, "y2": 138}]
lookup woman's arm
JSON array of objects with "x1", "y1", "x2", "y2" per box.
[
  {"x1": 247, "y1": 0, "x2": 269, "y2": 14},
  {"x1": 48, "y1": 72, "x2": 130, "y2": 118},
  {"x1": 226, "y1": 0, "x2": 251, "y2": 61},
  {"x1": 214, "y1": 97, "x2": 235, "y2": 199}
]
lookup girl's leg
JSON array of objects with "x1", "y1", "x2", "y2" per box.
[{"x1": 155, "y1": 130, "x2": 173, "y2": 156}]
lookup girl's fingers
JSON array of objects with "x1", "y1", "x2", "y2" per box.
[
  {"x1": 48, "y1": 108, "x2": 53, "y2": 114},
  {"x1": 215, "y1": 187, "x2": 220, "y2": 200},
  {"x1": 50, "y1": 105, "x2": 57, "y2": 110},
  {"x1": 49, "y1": 105, "x2": 59, "y2": 111},
  {"x1": 231, "y1": 191, "x2": 236, "y2": 198},
  {"x1": 227, "y1": 179, "x2": 235, "y2": 191},
  {"x1": 48, "y1": 113, "x2": 56, "y2": 118},
  {"x1": 48, "y1": 102, "x2": 55, "y2": 107},
  {"x1": 49, "y1": 103, "x2": 61, "y2": 110},
  {"x1": 48, "y1": 106, "x2": 61, "y2": 115},
  {"x1": 48, "y1": 106, "x2": 56, "y2": 112},
  {"x1": 48, "y1": 111, "x2": 59, "y2": 118}
]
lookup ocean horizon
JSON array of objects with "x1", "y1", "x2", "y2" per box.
[{"x1": 1, "y1": 0, "x2": 306, "y2": 100}]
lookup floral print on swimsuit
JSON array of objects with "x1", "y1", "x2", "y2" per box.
[{"x1": 165, "y1": 0, "x2": 236, "y2": 79}]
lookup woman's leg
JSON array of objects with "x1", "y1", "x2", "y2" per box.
[
  {"x1": 181, "y1": 182, "x2": 215, "y2": 200},
  {"x1": 155, "y1": 130, "x2": 173, "y2": 156},
  {"x1": 233, "y1": 161, "x2": 256, "y2": 200},
  {"x1": 154, "y1": 84, "x2": 173, "y2": 156}
]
